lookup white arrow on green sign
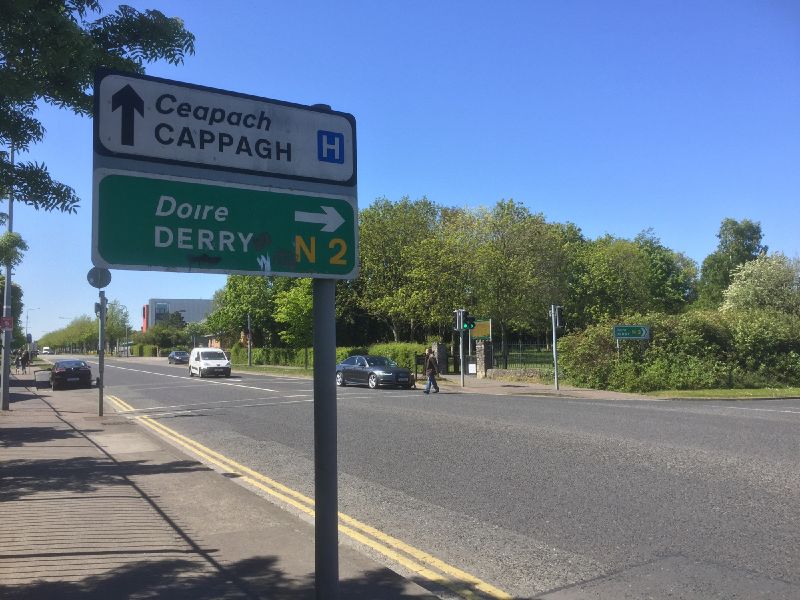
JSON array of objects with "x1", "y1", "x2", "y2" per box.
[
  {"x1": 613, "y1": 325, "x2": 651, "y2": 340},
  {"x1": 92, "y1": 170, "x2": 357, "y2": 279}
]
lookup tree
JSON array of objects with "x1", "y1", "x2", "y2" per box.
[
  {"x1": 273, "y1": 278, "x2": 313, "y2": 367},
  {"x1": 161, "y1": 310, "x2": 186, "y2": 329},
  {"x1": 39, "y1": 315, "x2": 96, "y2": 352},
  {"x1": 104, "y1": 299, "x2": 130, "y2": 349},
  {"x1": 404, "y1": 206, "x2": 475, "y2": 337},
  {"x1": 205, "y1": 275, "x2": 289, "y2": 347},
  {"x1": 472, "y1": 200, "x2": 564, "y2": 362},
  {"x1": 634, "y1": 229, "x2": 698, "y2": 313},
  {"x1": 570, "y1": 235, "x2": 653, "y2": 327},
  {"x1": 357, "y1": 197, "x2": 442, "y2": 341},
  {"x1": 698, "y1": 218, "x2": 767, "y2": 307},
  {"x1": 722, "y1": 253, "x2": 800, "y2": 315},
  {"x1": 184, "y1": 320, "x2": 208, "y2": 348},
  {"x1": 1, "y1": 1, "x2": 195, "y2": 212},
  {"x1": 140, "y1": 323, "x2": 186, "y2": 349}
]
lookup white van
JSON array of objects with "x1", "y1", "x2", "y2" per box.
[
  {"x1": 188, "y1": 347, "x2": 232, "y2": 378},
  {"x1": 42, "y1": 347, "x2": 52, "y2": 355}
]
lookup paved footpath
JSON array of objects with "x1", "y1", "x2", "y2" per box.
[{"x1": 0, "y1": 372, "x2": 437, "y2": 600}]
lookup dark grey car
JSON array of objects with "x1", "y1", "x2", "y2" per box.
[
  {"x1": 168, "y1": 350, "x2": 189, "y2": 364},
  {"x1": 336, "y1": 355, "x2": 413, "y2": 389}
]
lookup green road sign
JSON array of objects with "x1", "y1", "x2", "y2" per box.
[
  {"x1": 93, "y1": 171, "x2": 357, "y2": 278},
  {"x1": 613, "y1": 325, "x2": 651, "y2": 340}
]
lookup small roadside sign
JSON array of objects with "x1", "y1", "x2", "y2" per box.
[
  {"x1": 94, "y1": 70, "x2": 356, "y2": 186},
  {"x1": 613, "y1": 325, "x2": 651, "y2": 340},
  {"x1": 471, "y1": 319, "x2": 491, "y2": 341},
  {"x1": 0, "y1": 317, "x2": 12, "y2": 330},
  {"x1": 86, "y1": 266, "x2": 112, "y2": 288}
]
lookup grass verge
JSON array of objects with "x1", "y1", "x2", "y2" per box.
[
  {"x1": 647, "y1": 387, "x2": 800, "y2": 399},
  {"x1": 231, "y1": 363, "x2": 314, "y2": 378}
]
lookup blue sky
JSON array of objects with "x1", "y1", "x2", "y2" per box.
[{"x1": 12, "y1": 0, "x2": 800, "y2": 339}]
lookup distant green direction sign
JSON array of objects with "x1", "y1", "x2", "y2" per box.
[
  {"x1": 613, "y1": 325, "x2": 650, "y2": 340},
  {"x1": 93, "y1": 171, "x2": 356, "y2": 278}
]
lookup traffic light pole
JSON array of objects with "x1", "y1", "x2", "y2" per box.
[{"x1": 459, "y1": 329, "x2": 465, "y2": 388}]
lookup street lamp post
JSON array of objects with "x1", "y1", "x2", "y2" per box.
[{"x1": 1, "y1": 147, "x2": 15, "y2": 411}]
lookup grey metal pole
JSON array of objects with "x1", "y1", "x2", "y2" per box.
[
  {"x1": 459, "y1": 328, "x2": 465, "y2": 387},
  {"x1": 98, "y1": 290, "x2": 106, "y2": 416},
  {"x1": 313, "y1": 278, "x2": 338, "y2": 599},
  {"x1": 551, "y1": 305, "x2": 559, "y2": 390},
  {"x1": 247, "y1": 312, "x2": 252, "y2": 367},
  {"x1": 1, "y1": 146, "x2": 15, "y2": 411}
]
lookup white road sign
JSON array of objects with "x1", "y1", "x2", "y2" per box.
[{"x1": 94, "y1": 70, "x2": 356, "y2": 185}]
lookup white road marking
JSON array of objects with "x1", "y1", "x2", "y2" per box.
[
  {"x1": 88, "y1": 362, "x2": 279, "y2": 393},
  {"x1": 141, "y1": 399, "x2": 314, "y2": 418}
]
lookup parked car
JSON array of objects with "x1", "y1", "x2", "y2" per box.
[
  {"x1": 188, "y1": 347, "x2": 231, "y2": 378},
  {"x1": 335, "y1": 355, "x2": 413, "y2": 389},
  {"x1": 168, "y1": 350, "x2": 190, "y2": 364},
  {"x1": 50, "y1": 360, "x2": 92, "y2": 390}
]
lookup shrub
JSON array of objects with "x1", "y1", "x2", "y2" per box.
[
  {"x1": 367, "y1": 342, "x2": 426, "y2": 369},
  {"x1": 559, "y1": 309, "x2": 800, "y2": 391}
]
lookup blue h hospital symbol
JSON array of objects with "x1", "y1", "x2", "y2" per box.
[{"x1": 317, "y1": 130, "x2": 345, "y2": 164}]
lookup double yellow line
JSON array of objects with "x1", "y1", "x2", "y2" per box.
[{"x1": 107, "y1": 395, "x2": 511, "y2": 599}]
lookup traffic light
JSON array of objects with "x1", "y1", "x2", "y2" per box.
[
  {"x1": 555, "y1": 306, "x2": 564, "y2": 328},
  {"x1": 462, "y1": 313, "x2": 476, "y2": 330},
  {"x1": 452, "y1": 310, "x2": 462, "y2": 331}
]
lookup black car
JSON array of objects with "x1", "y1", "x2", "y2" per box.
[
  {"x1": 168, "y1": 350, "x2": 190, "y2": 364},
  {"x1": 336, "y1": 355, "x2": 413, "y2": 389},
  {"x1": 50, "y1": 360, "x2": 93, "y2": 390}
]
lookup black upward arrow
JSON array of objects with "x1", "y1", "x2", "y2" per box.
[{"x1": 111, "y1": 84, "x2": 144, "y2": 146}]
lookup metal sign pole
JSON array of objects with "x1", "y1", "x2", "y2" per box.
[
  {"x1": 98, "y1": 290, "x2": 106, "y2": 416},
  {"x1": 313, "y1": 278, "x2": 338, "y2": 599},
  {"x1": 551, "y1": 305, "x2": 559, "y2": 391},
  {"x1": 247, "y1": 313, "x2": 252, "y2": 367}
]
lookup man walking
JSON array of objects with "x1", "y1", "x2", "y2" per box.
[{"x1": 423, "y1": 348, "x2": 440, "y2": 394}]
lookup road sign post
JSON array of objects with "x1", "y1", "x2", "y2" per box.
[{"x1": 94, "y1": 70, "x2": 358, "y2": 597}]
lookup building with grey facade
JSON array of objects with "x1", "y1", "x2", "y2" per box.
[{"x1": 141, "y1": 298, "x2": 213, "y2": 332}]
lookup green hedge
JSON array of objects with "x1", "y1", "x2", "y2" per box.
[
  {"x1": 130, "y1": 344, "x2": 158, "y2": 357},
  {"x1": 366, "y1": 342, "x2": 425, "y2": 369},
  {"x1": 558, "y1": 309, "x2": 800, "y2": 392},
  {"x1": 226, "y1": 342, "x2": 427, "y2": 370}
]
